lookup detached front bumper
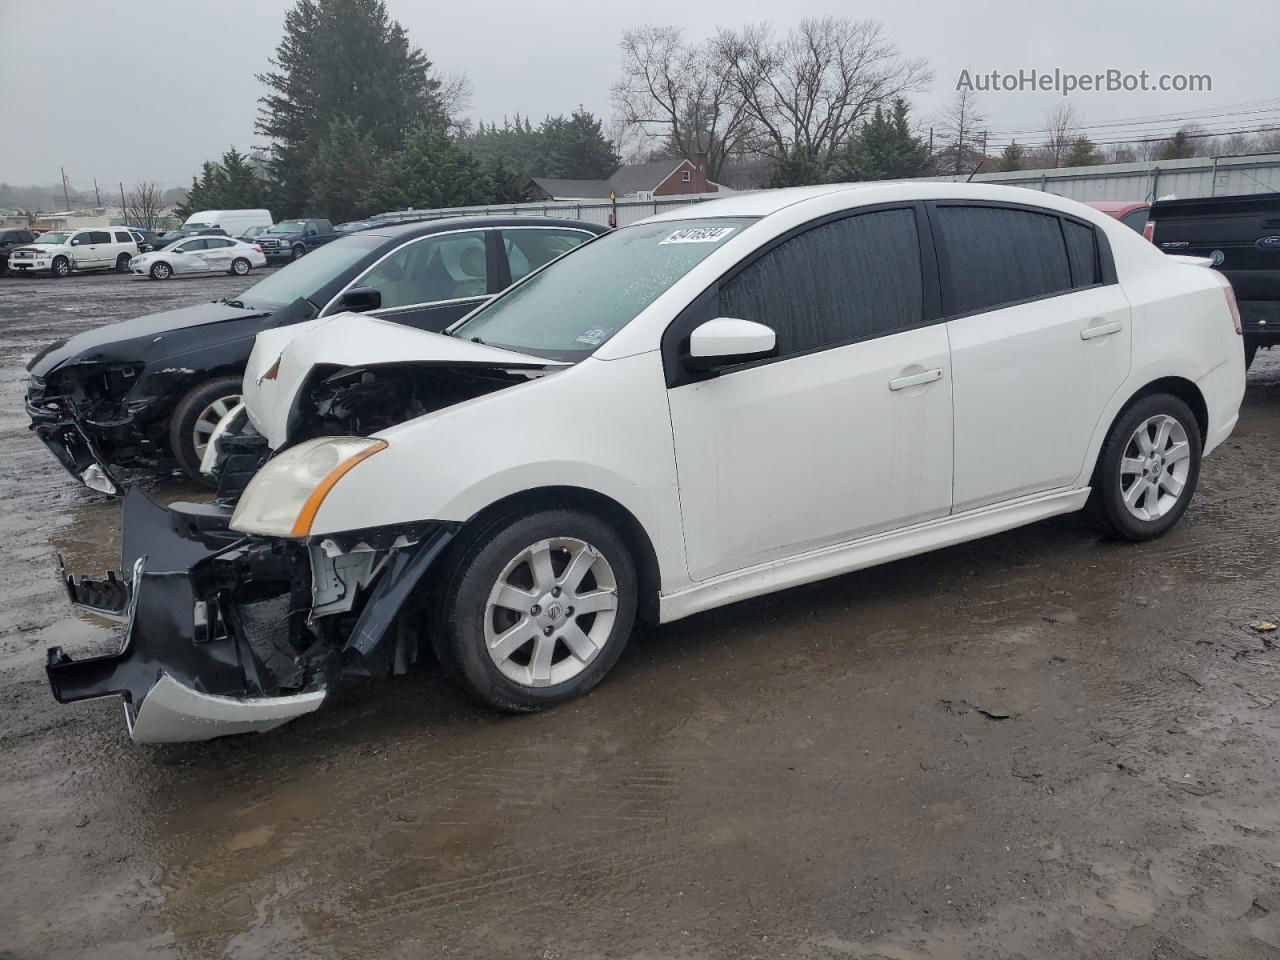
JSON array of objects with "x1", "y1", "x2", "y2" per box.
[
  {"x1": 26, "y1": 387, "x2": 123, "y2": 495},
  {"x1": 47, "y1": 488, "x2": 456, "y2": 743}
]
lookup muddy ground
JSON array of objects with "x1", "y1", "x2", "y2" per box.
[{"x1": 1, "y1": 268, "x2": 1279, "y2": 960}]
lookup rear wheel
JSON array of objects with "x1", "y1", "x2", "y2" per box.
[
  {"x1": 432, "y1": 508, "x2": 638, "y2": 712},
  {"x1": 1087, "y1": 393, "x2": 1202, "y2": 542},
  {"x1": 115, "y1": 252, "x2": 132, "y2": 273},
  {"x1": 168, "y1": 376, "x2": 243, "y2": 482},
  {"x1": 230, "y1": 257, "x2": 251, "y2": 276},
  {"x1": 149, "y1": 261, "x2": 172, "y2": 280},
  {"x1": 51, "y1": 256, "x2": 70, "y2": 278}
]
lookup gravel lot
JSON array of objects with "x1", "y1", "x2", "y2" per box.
[{"x1": 2, "y1": 267, "x2": 1280, "y2": 960}]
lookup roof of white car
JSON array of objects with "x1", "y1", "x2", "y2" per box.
[{"x1": 642, "y1": 181, "x2": 1100, "y2": 223}]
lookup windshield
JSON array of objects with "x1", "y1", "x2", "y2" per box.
[
  {"x1": 34, "y1": 231, "x2": 70, "y2": 245},
  {"x1": 452, "y1": 218, "x2": 754, "y2": 359},
  {"x1": 270, "y1": 222, "x2": 306, "y2": 235},
  {"x1": 237, "y1": 234, "x2": 383, "y2": 307}
]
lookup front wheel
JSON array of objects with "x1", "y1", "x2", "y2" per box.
[
  {"x1": 149, "y1": 261, "x2": 172, "y2": 280},
  {"x1": 168, "y1": 376, "x2": 243, "y2": 482},
  {"x1": 291, "y1": 245, "x2": 306, "y2": 261},
  {"x1": 51, "y1": 256, "x2": 70, "y2": 278},
  {"x1": 433, "y1": 509, "x2": 638, "y2": 711},
  {"x1": 229, "y1": 257, "x2": 251, "y2": 276},
  {"x1": 1087, "y1": 393, "x2": 1202, "y2": 542}
]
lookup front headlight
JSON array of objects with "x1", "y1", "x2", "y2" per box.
[{"x1": 230, "y1": 436, "x2": 387, "y2": 537}]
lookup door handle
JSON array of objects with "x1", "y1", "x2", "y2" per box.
[
  {"x1": 1080, "y1": 319, "x2": 1122, "y2": 340},
  {"x1": 888, "y1": 367, "x2": 944, "y2": 391}
]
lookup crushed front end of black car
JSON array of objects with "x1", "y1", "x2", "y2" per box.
[{"x1": 48, "y1": 487, "x2": 454, "y2": 742}]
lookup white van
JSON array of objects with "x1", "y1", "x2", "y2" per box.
[{"x1": 182, "y1": 209, "x2": 273, "y2": 238}]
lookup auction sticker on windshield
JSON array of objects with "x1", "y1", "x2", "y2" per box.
[{"x1": 659, "y1": 226, "x2": 736, "y2": 244}]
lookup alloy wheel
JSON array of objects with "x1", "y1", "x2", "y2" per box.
[
  {"x1": 1119, "y1": 414, "x2": 1191, "y2": 521},
  {"x1": 483, "y1": 536, "x2": 620, "y2": 688},
  {"x1": 191, "y1": 394, "x2": 241, "y2": 461}
]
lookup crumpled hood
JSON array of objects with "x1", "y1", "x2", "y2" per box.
[
  {"x1": 27, "y1": 300, "x2": 273, "y2": 377},
  {"x1": 243, "y1": 313, "x2": 567, "y2": 448}
]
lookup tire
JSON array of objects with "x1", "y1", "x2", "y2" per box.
[
  {"x1": 115, "y1": 252, "x2": 132, "y2": 273},
  {"x1": 168, "y1": 376, "x2": 243, "y2": 482},
  {"x1": 1087, "y1": 393, "x2": 1202, "y2": 542},
  {"x1": 291, "y1": 245, "x2": 306, "y2": 261},
  {"x1": 1244, "y1": 340, "x2": 1259, "y2": 370},
  {"x1": 51, "y1": 256, "x2": 70, "y2": 278},
  {"x1": 229, "y1": 257, "x2": 251, "y2": 276},
  {"x1": 432, "y1": 508, "x2": 638, "y2": 712},
  {"x1": 149, "y1": 261, "x2": 172, "y2": 280}
]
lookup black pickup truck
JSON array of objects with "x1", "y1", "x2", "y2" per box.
[
  {"x1": 254, "y1": 218, "x2": 339, "y2": 264},
  {"x1": 1148, "y1": 193, "x2": 1280, "y2": 368}
]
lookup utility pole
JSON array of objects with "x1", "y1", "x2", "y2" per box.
[
  {"x1": 60, "y1": 167, "x2": 71, "y2": 211},
  {"x1": 928, "y1": 127, "x2": 934, "y2": 156},
  {"x1": 119, "y1": 182, "x2": 127, "y2": 222},
  {"x1": 93, "y1": 178, "x2": 102, "y2": 208}
]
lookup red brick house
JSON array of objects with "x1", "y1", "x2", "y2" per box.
[{"x1": 528, "y1": 156, "x2": 719, "y2": 201}]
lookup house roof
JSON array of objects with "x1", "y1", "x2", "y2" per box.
[
  {"x1": 529, "y1": 178, "x2": 615, "y2": 200},
  {"x1": 530, "y1": 159, "x2": 692, "y2": 200}
]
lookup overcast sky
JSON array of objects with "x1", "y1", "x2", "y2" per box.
[{"x1": 0, "y1": 0, "x2": 1274, "y2": 193}]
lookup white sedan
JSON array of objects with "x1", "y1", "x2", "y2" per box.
[
  {"x1": 129, "y1": 236, "x2": 267, "y2": 280},
  {"x1": 49, "y1": 181, "x2": 1247, "y2": 741}
]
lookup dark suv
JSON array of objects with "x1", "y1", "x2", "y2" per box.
[
  {"x1": 26, "y1": 217, "x2": 605, "y2": 491},
  {"x1": 0, "y1": 227, "x2": 36, "y2": 274}
]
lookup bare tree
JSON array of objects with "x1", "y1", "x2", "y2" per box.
[
  {"x1": 1044, "y1": 104, "x2": 1081, "y2": 168},
  {"x1": 613, "y1": 26, "x2": 756, "y2": 181},
  {"x1": 936, "y1": 90, "x2": 986, "y2": 176},
  {"x1": 719, "y1": 17, "x2": 931, "y2": 175},
  {"x1": 123, "y1": 182, "x2": 165, "y2": 230},
  {"x1": 438, "y1": 71, "x2": 473, "y2": 133}
]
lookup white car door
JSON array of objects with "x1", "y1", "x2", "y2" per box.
[
  {"x1": 69, "y1": 230, "x2": 107, "y2": 269},
  {"x1": 171, "y1": 238, "x2": 210, "y2": 273},
  {"x1": 201, "y1": 238, "x2": 236, "y2": 271},
  {"x1": 666, "y1": 207, "x2": 954, "y2": 582},
  {"x1": 933, "y1": 203, "x2": 1132, "y2": 511}
]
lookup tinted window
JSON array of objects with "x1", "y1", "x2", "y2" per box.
[
  {"x1": 503, "y1": 229, "x2": 591, "y2": 282},
  {"x1": 352, "y1": 231, "x2": 487, "y2": 309},
  {"x1": 205, "y1": 238, "x2": 234, "y2": 249},
  {"x1": 1121, "y1": 209, "x2": 1149, "y2": 234},
  {"x1": 936, "y1": 206, "x2": 1072, "y2": 314},
  {"x1": 719, "y1": 209, "x2": 924, "y2": 357},
  {"x1": 113, "y1": 231, "x2": 132, "y2": 243},
  {"x1": 1062, "y1": 220, "x2": 1100, "y2": 287},
  {"x1": 87, "y1": 231, "x2": 112, "y2": 244},
  {"x1": 176, "y1": 238, "x2": 208, "y2": 252}
]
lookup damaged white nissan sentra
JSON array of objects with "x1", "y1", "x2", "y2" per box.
[{"x1": 47, "y1": 182, "x2": 1246, "y2": 742}]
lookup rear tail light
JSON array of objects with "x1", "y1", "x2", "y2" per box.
[
  {"x1": 1221, "y1": 281, "x2": 1243, "y2": 335},
  {"x1": 1142, "y1": 220, "x2": 1155, "y2": 243}
]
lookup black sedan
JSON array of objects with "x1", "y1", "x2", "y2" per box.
[{"x1": 26, "y1": 216, "x2": 606, "y2": 491}]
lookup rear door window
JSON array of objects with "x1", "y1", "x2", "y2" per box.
[
  {"x1": 503, "y1": 229, "x2": 593, "y2": 282},
  {"x1": 718, "y1": 208, "x2": 925, "y2": 358},
  {"x1": 86, "y1": 231, "x2": 112, "y2": 244},
  {"x1": 934, "y1": 206, "x2": 1073, "y2": 314}
]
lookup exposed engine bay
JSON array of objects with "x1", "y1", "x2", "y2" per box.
[{"x1": 289, "y1": 363, "x2": 538, "y2": 445}]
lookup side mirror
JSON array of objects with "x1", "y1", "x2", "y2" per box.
[
  {"x1": 336, "y1": 286, "x2": 381, "y2": 313},
  {"x1": 684, "y1": 317, "x2": 777, "y2": 372}
]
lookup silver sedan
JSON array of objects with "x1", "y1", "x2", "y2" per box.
[{"x1": 129, "y1": 236, "x2": 268, "y2": 280}]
